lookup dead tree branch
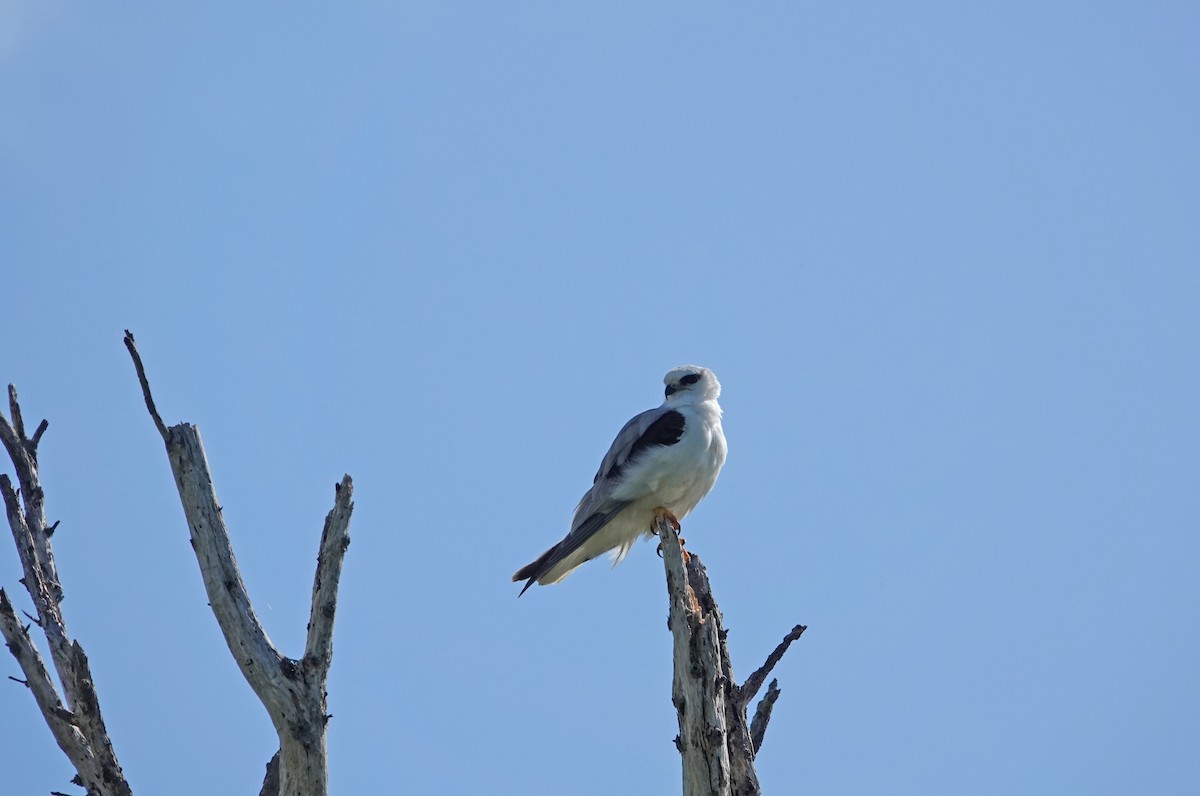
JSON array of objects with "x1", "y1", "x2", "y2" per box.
[
  {"x1": 739, "y1": 625, "x2": 806, "y2": 707},
  {"x1": 123, "y1": 330, "x2": 354, "y2": 796},
  {"x1": 657, "y1": 515, "x2": 805, "y2": 796},
  {"x1": 748, "y1": 679, "x2": 782, "y2": 755},
  {"x1": 1, "y1": 389, "x2": 133, "y2": 796}
]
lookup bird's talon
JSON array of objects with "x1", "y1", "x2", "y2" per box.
[
  {"x1": 656, "y1": 537, "x2": 689, "y2": 560},
  {"x1": 653, "y1": 506, "x2": 682, "y2": 532}
]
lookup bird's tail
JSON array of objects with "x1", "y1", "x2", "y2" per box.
[{"x1": 512, "y1": 545, "x2": 560, "y2": 597}]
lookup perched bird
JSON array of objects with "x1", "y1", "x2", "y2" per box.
[{"x1": 513, "y1": 365, "x2": 727, "y2": 596}]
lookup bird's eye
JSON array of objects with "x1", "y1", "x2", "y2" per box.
[{"x1": 680, "y1": 374, "x2": 701, "y2": 386}]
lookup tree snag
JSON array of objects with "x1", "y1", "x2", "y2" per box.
[
  {"x1": 657, "y1": 514, "x2": 806, "y2": 796},
  {"x1": 0, "y1": 334, "x2": 355, "y2": 796},
  {"x1": 1, "y1": 386, "x2": 134, "y2": 796},
  {"x1": 123, "y1": 331, "x2": 353, "y2": 796}
]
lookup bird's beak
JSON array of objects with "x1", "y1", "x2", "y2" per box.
[{"x1": 664, "y1": 385, "x2": 677, "y2": 397}]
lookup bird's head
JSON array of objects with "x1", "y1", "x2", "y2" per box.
[{"x1": 663, "y1": 365, "x2": 721, "y2": 404}]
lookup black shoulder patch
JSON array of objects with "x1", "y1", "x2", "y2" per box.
[{"x1": 606, "y1": 410, "x2": 686, "y2": 480}]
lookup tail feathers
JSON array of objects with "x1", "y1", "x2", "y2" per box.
[
  {"x1": 512, "y1": 545, "x2": 560, "y2": 597},
  {"x1": 513, "y1": 505, "x2": 630, "y2": 596}
]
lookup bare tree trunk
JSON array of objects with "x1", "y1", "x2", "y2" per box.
[
  {"x1": 124, "y1": 332, "x2": 352, "y2": 796},
  {"x1": 657, "y1": 515, "x2": 806, "y2": 796}
]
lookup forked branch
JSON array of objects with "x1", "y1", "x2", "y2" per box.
[{"x1": 123, "y1": 331, "x2": 354, "y2": 796}]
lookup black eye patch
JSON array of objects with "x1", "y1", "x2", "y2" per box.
[{"x1": 680, "y1": 373, "x2": 701, "y2": 386}]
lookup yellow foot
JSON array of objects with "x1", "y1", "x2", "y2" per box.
[
  {"x1": 652, "y1": 506, "x2": 681, "y2": 532},
  {"x1": 653, "y1": 507, "x2": 687, "y2": 560}
]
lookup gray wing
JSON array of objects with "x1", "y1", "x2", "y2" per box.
[
  {"x1": 576, "y1": 406, "x2": 687, "y2": 524},
  {"x1": 512, "y1": 406, "x2": 687, "y2": 594}
]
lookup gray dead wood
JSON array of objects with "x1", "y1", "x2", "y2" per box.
[
  {"x1": 124, "y1": 331, "x2": 353, "y2": 796},
  {"x1": 657, "y1": 514, "x2": 806, "y2": 796},
  {"x1": 1, "y1": 386, "x2": 134, "y2": 796}
]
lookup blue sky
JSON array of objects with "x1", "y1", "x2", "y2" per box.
[{"x1": 2, "y1": 2, "x2": 1198, "y2": 794}]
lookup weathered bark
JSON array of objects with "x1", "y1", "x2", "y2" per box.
[
  {"x1": 259, "y1": 751, "x2": 282, "y2": 796},
  {"x1": 124, "y1": 331, "x2": 353, "y2": 796},
  {"x1": 0, "y1": 386, "x2": 133, "y2": 796},
  {"x1": 657, "y1": 514, "x2": 806, "y2": 796}
]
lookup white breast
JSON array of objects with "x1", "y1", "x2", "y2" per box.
[{"x1": 614, "y1": 401, "x2": 726, "y2": 520}]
